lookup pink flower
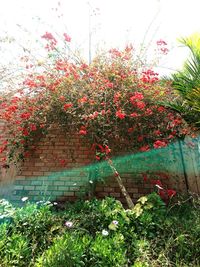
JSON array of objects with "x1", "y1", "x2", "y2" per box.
[
  {"x1": 156, "y1": 39, "x2": 167, "y2": 46},
  {"x1": 41, "y1": 32, "x2": 56, "y2": 41},
  {"x1": 65, "y1": 221, "x2": 73, "y2": 227},
  {"x1": 63, "y1": 33, "x2": 71, "y2": 42}
]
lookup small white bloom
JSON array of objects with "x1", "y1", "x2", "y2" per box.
[
  {"x1": 65, "y1": 221, "x2": 73, "y2": 228},
  {"x1": 21, "y1": 197, "x2": 28, "y2": 202},
  {"x1": 89, "y1": 180, "x2": 93, "y2": 184},
  {"x1": 102, "y1": 229, "x2": 109, "y2": 236},
  {"x1": 112, "y1": 220, "x2": 118, "y2": 225},
  {"x1": 53, "y1": 202, "x2": 58, "y2": 205}
]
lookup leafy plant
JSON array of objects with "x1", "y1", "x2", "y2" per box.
[
  {"x1": 35, "y1": 232, "x2": 91, "y2": 267},
  {"x1": 0, "y1": 195, "x2": 199, "y2": 266},
  {"x1": 166, "y1": 33, "x2": 200, "y2": 129}
]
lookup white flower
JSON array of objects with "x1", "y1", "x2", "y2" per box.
[
  {"x1": 155, "y1": 184, "x2": 163, "y2": 190},
  {"x1": 102, "y1": 229, "x2": 109, "y2": 236},
  {"x1": 89, "y1": 180, "x2": 93, "y2": 184},
  {"x1": 112, "y1": 220, "x2": 118, "y2": 225},
  {"x1": 21, "y1": 197, "x2": 28, "y2": 202},
  {"x1": 65, "y1": 221, "x2": 73, "y2": 228}
]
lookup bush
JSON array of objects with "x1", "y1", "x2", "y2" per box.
[
  {"x1": 0, "y1": 224, "x2": 31, "y2": 267},
  {"x1": 35, "y1": 232, "x2": 91, "y2": 267},
  {"x1": 0, "y1": 194, "x2": 199, "y2": 266}
]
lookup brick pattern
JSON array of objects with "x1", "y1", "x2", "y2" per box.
[
  {"x1": 0, "y1": 121, "x2": 189, "y2": 205},
  {"x1": 95, "y1": 174, "x2": 154, "y2": 204}
]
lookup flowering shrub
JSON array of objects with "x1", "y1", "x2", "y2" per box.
[{"x1": 0, "y1": 33, "x2": 189, "y2": 166}]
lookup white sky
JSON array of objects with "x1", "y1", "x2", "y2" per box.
[{"x1": 0, "y1": 0, "x2": 200, "y2": 75}]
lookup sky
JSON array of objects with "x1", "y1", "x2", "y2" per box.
[{"x1": 0, "y1": 0, "x2": 200, "y2": 76}]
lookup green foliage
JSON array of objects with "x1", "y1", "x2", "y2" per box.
[
  {"x1": 0, "y1": 195, "x2": 199, "y2": 266},
  {"x1": 11, "y1": 201, "x2": 63, "y2": 259},
  {"x1": 62, "y1": 197, "x2": 129, "y2": 236},
  {"x1": 168, "y1": 33, "x2": 200, "y2": 128},
  {"x1": 35, "y1": 232, "x2": 91, "y2": 267},
  {"x1": 0, "y1": 223, "x2": 31, "y2": 267},
  {"x1": 89, "y1": 233, "x2": 127, "y2": 266}
]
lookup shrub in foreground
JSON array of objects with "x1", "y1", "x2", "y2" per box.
[{"x1": 0, "y1": 194, "x2": 199, "y2": 266}]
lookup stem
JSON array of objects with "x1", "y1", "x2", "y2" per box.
[{"x1": 106, "y1": 157, "x2": 134, "y2": 209}]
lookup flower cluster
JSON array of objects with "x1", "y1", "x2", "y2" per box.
[
  {"x1": 0, "y1": 33, "x2": 189, "y2": 166},
  {"x1": 142, "y1": 173, "x2": 177, "y2": 202}
]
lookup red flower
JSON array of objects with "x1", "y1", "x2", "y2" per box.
[
  {"x1": 63, "y1": 33, "x2": 71, "y2": 42},
  {"x1": 154, "y1": 130, "x2": 162, "y2": 136},
  {"x1": 107, "y1": 82, "x2": 114, "y2": 88},
  {"x1": 22, "y1": 128, "x2": 29, "y2": 136},
  {"x1": 20, "y1": 112, "x2": 31, "y2": 120},
  {"x1": 116, "y1": 110, "x2": 126, "y2": 119},
  {"x1": 151, "y1": 179, "x2": 162, "y2": 187},
  {"x1": 153, "y1": 140, "x2": 167, "y2": 149},
  {"x1": 104, "y1": 145, "x2": 111, "y2": 155},
  {"x1": 79, "y1": 129, "x2": 87, "y2": 135},
  {"x1": 167, "y1": 189, "x2": 176, "y2": 197},
  {"x1": 136, "y1": 101, "x2": 146, "y2": 109},
  {"x1": 96, "y1": 155, "x2": 100, "y2": 161},
  {"x1": 63, "y1": 103, "x2": 73, "y2": 110},
  {"x1": 79, "y1": 126, "x2": 87, "y2": 135},
  {"x1": 137, "y1": 136, "x2": 143, "y2": 142},
  {"x1": 128, "y1": 127, "x2": 134, "y2": 133},
  {"x1": 139, "y1": 145, "x2": 150, "y2": 152},
  {"x1": 157, "y1": 106, "x2": 165, "y2": 112},
  {"x1": 130, "y1": 112, "x2": 139, "y2": 118},
  {"x1": 114, "y1": 93, "x2": 121, "y2": 103},
  {"x1": 145, "y1": 108, "x2": 153, "y2": 115},
  {"x1": 30, "y1": 124, "x2": 37, "y2": 131},
  {"x1": 60, "y1": 159, "x2": 67, "y2": 167},
  {"x1": 158, "y1": 190, "x2": 166, "y2": 199},
  {"x1": 59, "y1": 95, "x2": 65, "y2": 101},
  {"x1": 142, "y1": 173, "x2": 148, "y2": 182},
  {"x1": 130, "y1": 92, "x2": 144, "y2": 101},
  {"x1": 78, "y1": 97, "x2": 87, "y2": 104},
  {"x1": 0, "y1": 146, "x2": 6, "y2": 153}
]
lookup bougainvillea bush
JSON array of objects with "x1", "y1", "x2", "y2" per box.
[
  {"x1": 0, "y1": 33, "x2": 191, "y2": 207},
  {"x1": 0, "y1": 33, "x2": 189, "y2": 164}
]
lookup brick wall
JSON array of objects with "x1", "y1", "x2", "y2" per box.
[{"x1": 0, "y1": 121, "x2": 191, "y2": 205}]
